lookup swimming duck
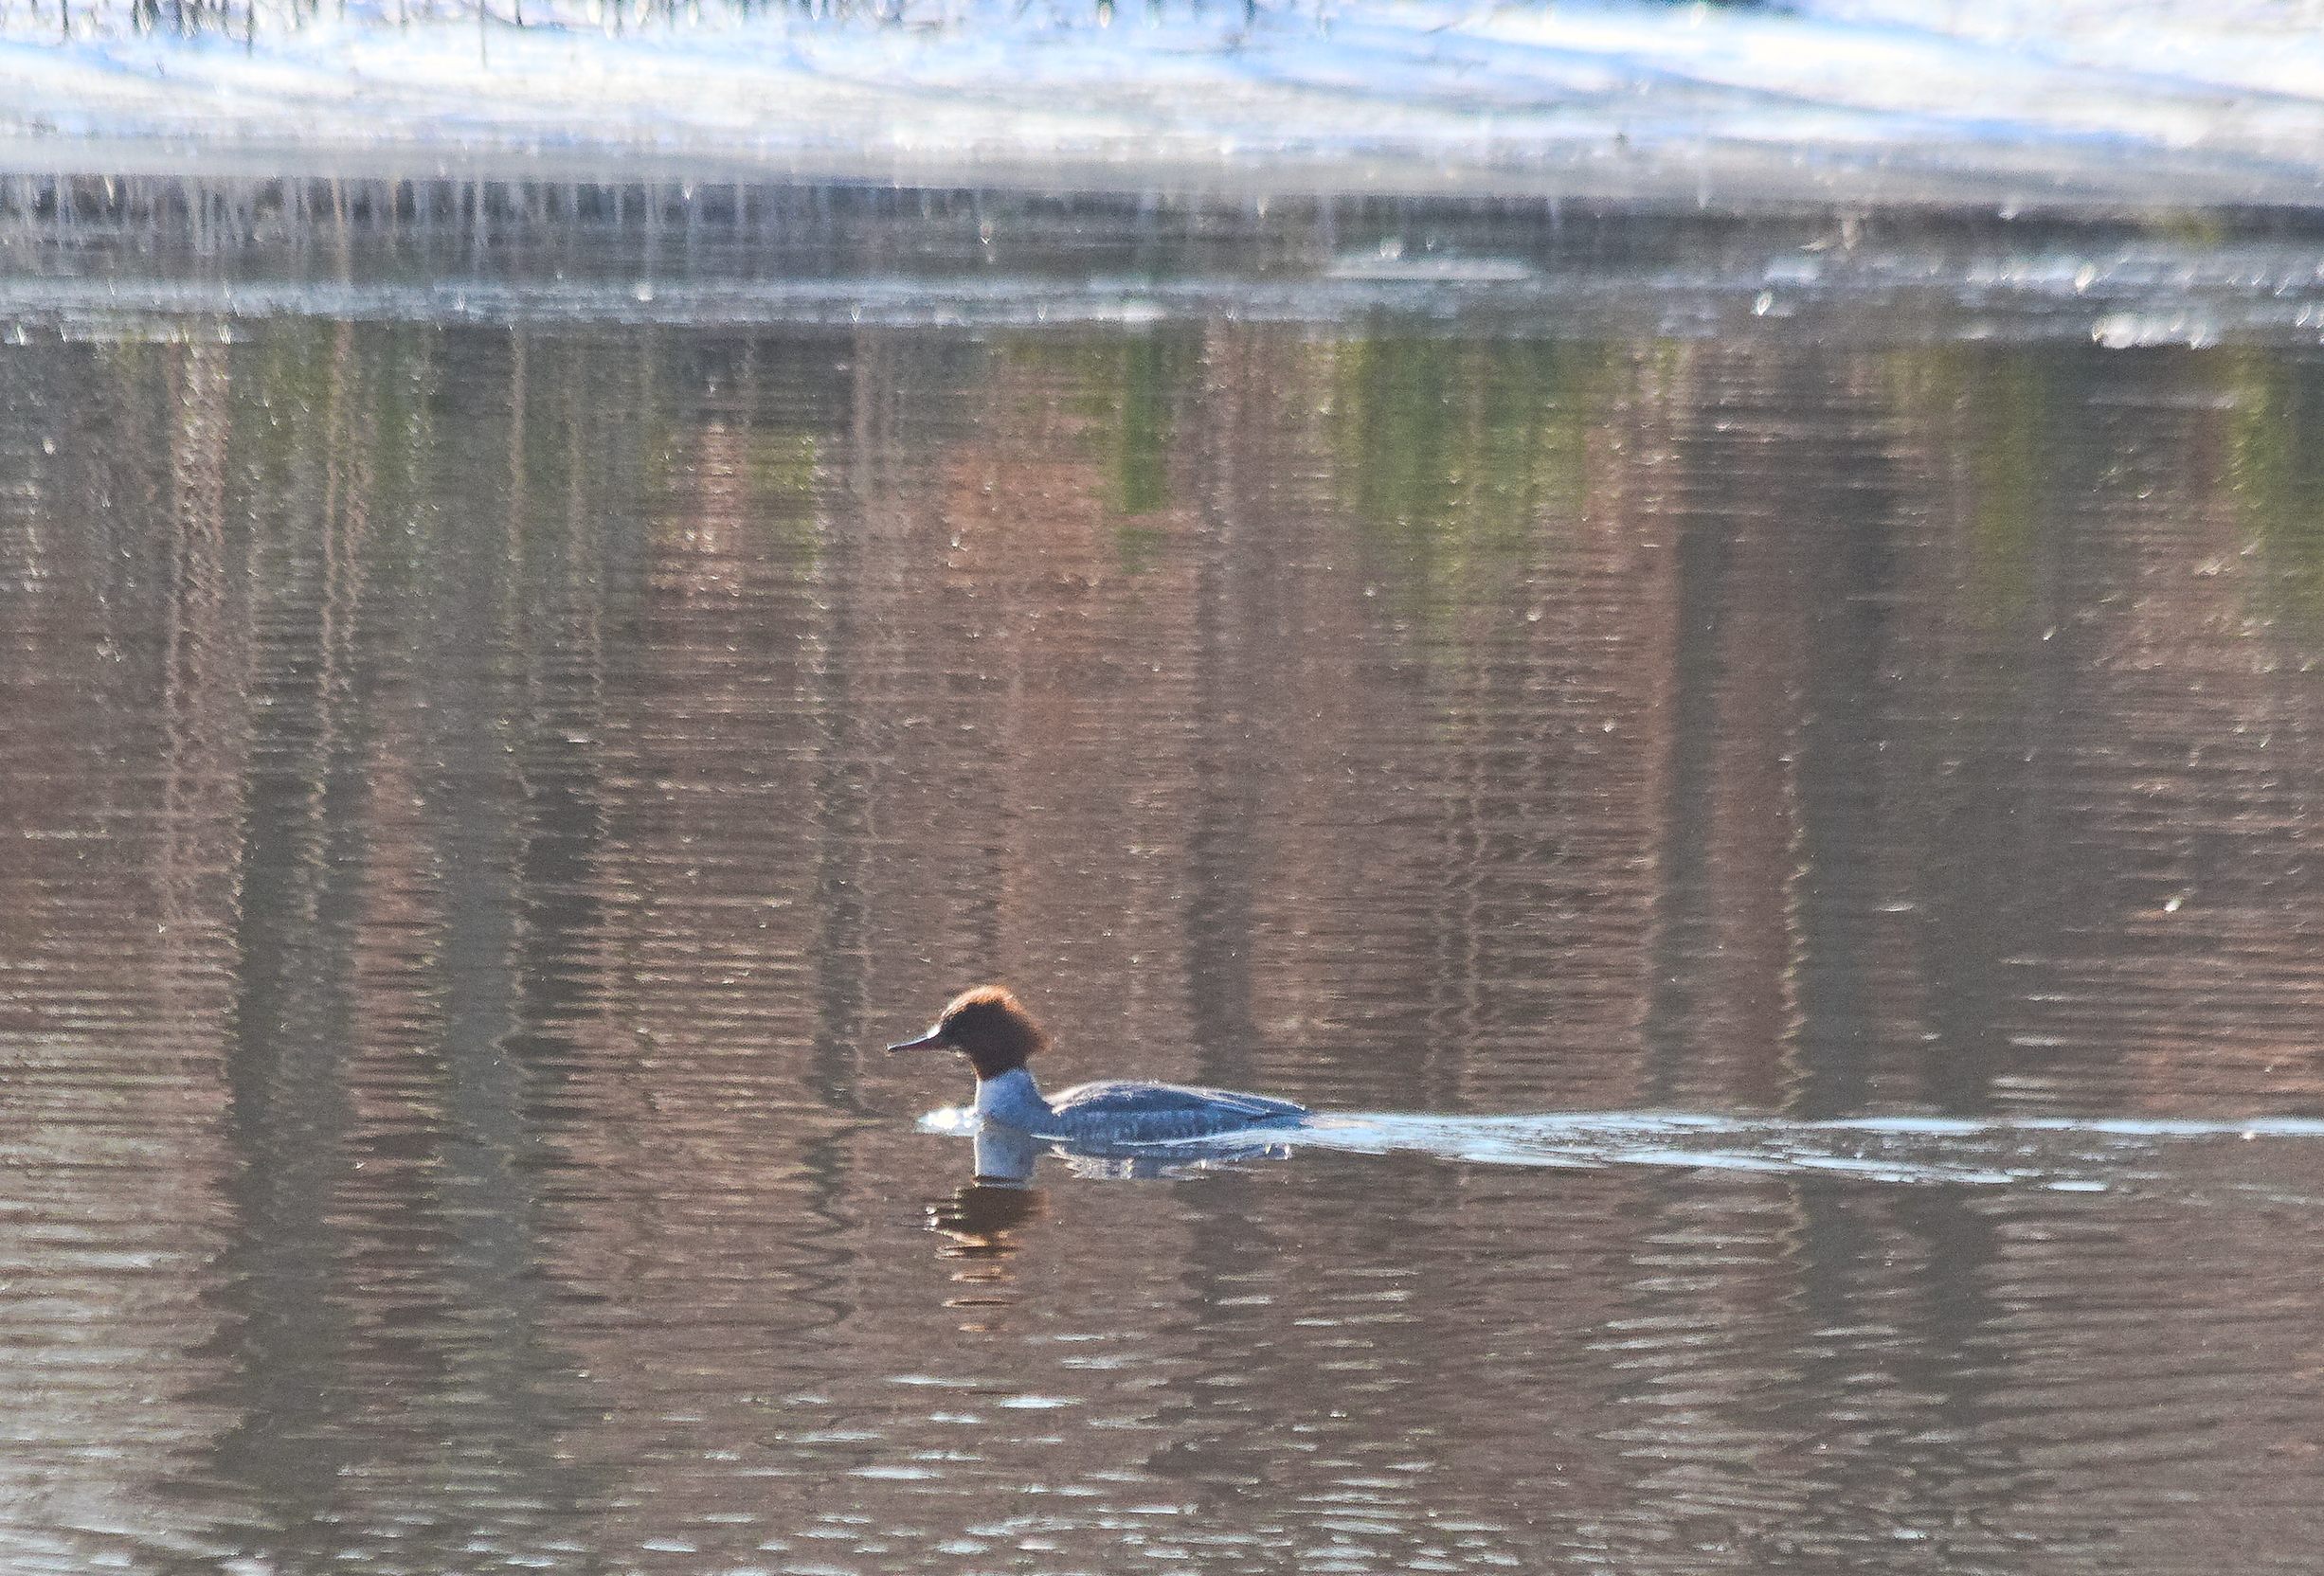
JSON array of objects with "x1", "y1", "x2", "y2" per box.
[{"x1": 888, "y1": 985, "x2": 1309, "y2": 1143}]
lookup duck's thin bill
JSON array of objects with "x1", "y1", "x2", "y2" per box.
[{"x1": 887, "y1": 1030, "x2": 946, "y2": 1053}]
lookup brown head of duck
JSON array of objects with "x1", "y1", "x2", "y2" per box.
[{"x1": 887, "y1": 985, "x2": 1051, "y2": 1081}]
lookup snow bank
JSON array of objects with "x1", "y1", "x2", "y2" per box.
[{"x1": 1, "y1": 0, "x2": 2321, "y2": 206}]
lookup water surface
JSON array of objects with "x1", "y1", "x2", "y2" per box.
[{"x1": 5, "y1": 180, "x2": 2324, "y2": 1575}]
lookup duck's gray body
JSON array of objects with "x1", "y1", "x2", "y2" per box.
[{"x1": 975, "y1": 1066, "x2": 1309, "y2": 1143}]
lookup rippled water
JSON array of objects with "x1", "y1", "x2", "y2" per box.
[{"x1": 6, "y1": 180, "x2": 2324, "y2": 1575}]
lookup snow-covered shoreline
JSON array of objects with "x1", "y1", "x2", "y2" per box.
[{"x1": 8, "y1": 1, "x2": 2324, "y2": 209}]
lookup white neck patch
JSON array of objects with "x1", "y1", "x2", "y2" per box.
[{"x1": 973, "y1": 1066, "x2": 1052, "y2": 1127}]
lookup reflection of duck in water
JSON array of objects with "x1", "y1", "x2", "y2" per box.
[
  {"x1": 888, "y1": 986, "x2": 1310, "y2": 1145},
  {"x1": 926, "y1": 1177, "x2": 1047, "y2": 1254},
  {"x1": 924, "y1": 1178, "x2": 1049, "y2": 1330},
  {"x1": 956, "y1": 1114, "x2": 1287, "y2": 1182}
]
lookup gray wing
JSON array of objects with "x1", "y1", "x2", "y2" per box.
[{"x1": 1049, "y1": 1080, "x2": 1308, "y2": 1123}]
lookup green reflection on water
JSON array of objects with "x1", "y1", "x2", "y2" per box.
[
  {"x1": 1114, "y1": 333, "x2": 1178, "y2": 521},
  {"x1": 1332, "y1": 336, "x2": 1600, "y2": 617},
  {"x1": 2228, "y1": 349, "x2": 2324, "y2": 619},
  {"x1": 1900, "y1": 346, "x2": 2049, "y2": 628}
]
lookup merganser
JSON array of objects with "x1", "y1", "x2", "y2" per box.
[{"x1": 888, "y1": 985, "x2": 1309, "y2": 1143}]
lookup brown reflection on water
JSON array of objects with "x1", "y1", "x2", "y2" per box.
[
  {"x1": 4, "y1": 319, "x2": 2324, "y2": 1572},
  {"x1": 0, "y1": 333, "x2": 246, "y2": 1567}
]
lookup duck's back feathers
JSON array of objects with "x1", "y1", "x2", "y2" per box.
[{"x1": 1046, "y1": 1080, "x2": 1309, "y2": 1137}]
